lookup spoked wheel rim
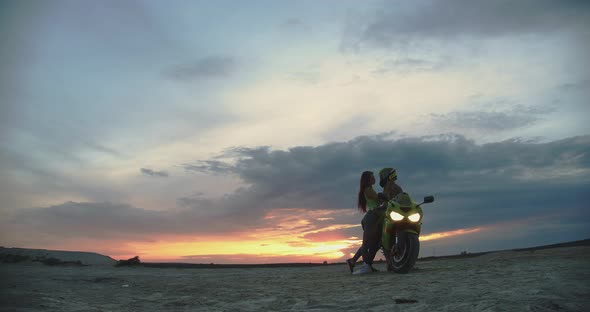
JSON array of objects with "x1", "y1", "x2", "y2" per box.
[
  {"x1": 393, "y1": 239, "x2": 408, "y2": 262},
  {"x1": 393, "y1": 247, "x2": 406, "y2": 262}
]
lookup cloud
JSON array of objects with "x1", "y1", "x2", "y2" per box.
[
  {"x1": 201, "y1": 134, "x2": 589, "y2": 183},
  {"x1": 140, "y1": 168, "x2": 169, "y2": 177},
  {"x1": 373, "y1": 57, "x2": 450, "y2": 75},
  {"x1": 0, "y1": 201, "x2": 232, "y2": 243},
  {"x1": 2, "y1": 135, "x2": 589, "y2": 257},
  {"x1": 302, "y1": 229, "x2": 349, "y2": 242},
  {"x1": 342, "y1": 0, "x2": 590, "y2": 50},
  {"x1": 282, "y1": 18, "x2": 303, "y2": 27},
  {"x1": 559, "y1": 79, "x2": 590, "y2": 92},
  {"x1": 164, "y1": 56, "x2": 236, "y2": 81},
  {"x1": 182, "y1": 160, "x2": 234, "y2": 175},
  {"x1": 191, "y1": 134, "x2": 590, "y2": 231},
  {"x1": 431, "y1": 103, "x2": 556, "y2": 131},
  {"x1": 2, "y1": 202, "x2": 169, "y2": 241}
]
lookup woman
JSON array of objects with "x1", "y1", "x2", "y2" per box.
[{"x1": 347, "y1": 171, "x2": 382, "y2": 274}]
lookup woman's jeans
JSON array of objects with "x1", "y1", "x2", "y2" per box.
[{"x1": 360, "y1": 209, "x2": 383, "y2": 265}]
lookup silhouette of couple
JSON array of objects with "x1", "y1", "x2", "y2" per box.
[{"x1": 348, "y1": 168, "x2": 403, "y2": 275}]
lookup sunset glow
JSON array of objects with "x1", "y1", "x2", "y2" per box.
[
  {"x1": 123, "y1": 209, "x2": 361, "y2": 263},
  {"x1": 421, "y1": 228, "x2": 483, "y2": 242},
  {"x1": 114, "y1": 209, "x2": 485, "y2": 263}
]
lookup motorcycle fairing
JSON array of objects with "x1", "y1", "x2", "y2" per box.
[{"x1": 382, "y1": 197, "x2": 423, "y2": 253}]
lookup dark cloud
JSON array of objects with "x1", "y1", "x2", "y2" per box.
[
  {"x1": 140, "y1": 168, "x2": 169, "y2": 177},
  {"x1": 431, "y1": 103, "x2": 557, "y2": 131},
  {"x1": 343, "y1": 0, "x2": 590, "y2": 49},
  {"x1": 1, "y1": 201, "x2": 231, "y2": 243},
  {"x1": 183, "y1": 160, "x2": 234, "y2": 175},
  {"x1": 2, "y1": 202, "x2": 170, "y2": 242},
  {"x1": 164, "y1": 56, "x2": 236, "y2": 81},
  {"x1": 283, "y1": 18, "x2": 303, "y2": 27},
  {"x1": 2, "y1": 135, "x2": 589, "y2": 250},
  {"x1": 192, "y1": 134, "x2": 590, "y2": 232},
  {"x1": 431, "y1": 106, "x2": 556, "y2": 131},
  {"x1": 432, "y1": 111, "x2": 532, "y2": 130},
  {"x1": 559, "y1": 79, "x2": 590, "y2": 92},
  {"x1": 280, "y1": 17, "x2": 312, "y2": 34}
]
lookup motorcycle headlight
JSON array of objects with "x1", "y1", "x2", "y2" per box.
[
  {"x1": 390, "y1": 211, "x2": 404, "y2": 221},
  {"x1": 408, "y1": 213, "x2": 421, "y2": 222}
]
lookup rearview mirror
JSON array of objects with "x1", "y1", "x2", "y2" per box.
[{"x1": 423, "y1": 196, "x2": 434, "y2": 204}]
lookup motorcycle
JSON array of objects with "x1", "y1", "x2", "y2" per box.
[{"x1": 381, "y1": 193, "x2": 434, "y2": 273}]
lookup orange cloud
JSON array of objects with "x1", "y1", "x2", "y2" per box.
[
  {"x1": 123, "y1": 208, "x2": 361, "y2": 263},
  {"x1": 420, "y1": 227, "x2": 482, "y2": 241}
]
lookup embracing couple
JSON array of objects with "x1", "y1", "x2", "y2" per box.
[{"x1": 348, "y1": 168, "x2": 403, "y2": 275}]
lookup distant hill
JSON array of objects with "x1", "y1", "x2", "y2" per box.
[
  {"x1": 2, "y1": 238, "x2": 588, "y2": 268},
  {"x1": 0, "y1": 247, "x2": 117, "y2": 266},
  {"x1": 417, "y1": 238, "x2": 590, "y2": 262},
  {"x1": 509, "y1": 238, "x2": 590, "y2": 252}
]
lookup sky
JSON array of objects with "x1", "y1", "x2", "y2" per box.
[{"x1": 1, "y1": 0, "x2": 589, "y2": 264}]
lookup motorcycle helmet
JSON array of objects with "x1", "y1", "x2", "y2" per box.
[
  {"x1": 388, "y1": 169, "x2": 397, "y2": 181},
  {"x1": 379, "y1": 167, "x2": 397, "y2": 187}
]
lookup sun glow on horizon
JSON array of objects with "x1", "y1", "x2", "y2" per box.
[
  {"x1": 115, "y1": 207, "x2": 484, "y2": 264},
  {"x1": 122, "y1": 209, "x2": 362, "y2": 263}
]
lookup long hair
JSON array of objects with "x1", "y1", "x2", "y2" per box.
[{"x1": 357, "y1": 171, "x2": 373, "y2": 213}]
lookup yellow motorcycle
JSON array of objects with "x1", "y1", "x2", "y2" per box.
[{"x1": 381, "y1": 193, "x2": 434, "y2": 273}]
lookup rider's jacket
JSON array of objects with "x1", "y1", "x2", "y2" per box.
[{"x1": 384, "y1": 181, "x2": 403, "y2": 201}]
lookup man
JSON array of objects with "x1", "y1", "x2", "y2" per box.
[
  {"x1": 379, "y1": 168, "x2": 403, "y2": 201},
  {"x1": 378, "y1": 168, "x2": 405, "y2": 260}
]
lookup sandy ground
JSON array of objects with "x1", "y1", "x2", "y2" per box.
[{"x1": 1, "y1": 246, "x2": 589, "y2": 312}]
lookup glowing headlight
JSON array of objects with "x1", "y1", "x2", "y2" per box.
[
  {"x1": 390, "y1": 211, "x2": 404, "y2": 221},
  {"x1": 408, "y1": 213, "x2": 421, "y2": 222}
]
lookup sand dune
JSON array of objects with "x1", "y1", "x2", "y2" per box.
[
  {"x1": 0, "y1": 247, "x2": 116, "y2": 266},
  {"x1": 1, "y1": 246, "x2": 588, "y2": 311}
]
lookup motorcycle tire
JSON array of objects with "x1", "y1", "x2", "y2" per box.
[
  {"x1": 391, "y1": 232, "x2": 420, "y2": 273},
  {"x1": 382, "y1": 237, "x2": 395, "y2": 272}
]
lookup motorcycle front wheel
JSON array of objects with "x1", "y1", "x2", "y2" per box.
[{"x1": 389, "y1": 232, "x2": 420, "y2": 273}]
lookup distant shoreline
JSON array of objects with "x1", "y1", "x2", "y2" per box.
[
  {"x1": 3, "y1": 238, "x2": 589, "y2": 269},
  {"x1": 140, "y1": 238, "x2": 590, "y2": 269},
  {"x1": 416, "y1": 238, "x2": 590, "y2": 262}
]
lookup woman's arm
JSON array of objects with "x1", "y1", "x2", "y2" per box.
[{"x1": 364, "y1": 187, "x2": 380, "y2": 202}]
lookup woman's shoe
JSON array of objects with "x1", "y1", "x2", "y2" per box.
[
  {"x1": 346, "y1": 259, "x2": 355, "y2": 274},
  {"x1": 370, "y1": 265, "x2": 380, "y2": 272},
  {"x1": 353, "y1": 263, "x2": 372, "y2": 275}
]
